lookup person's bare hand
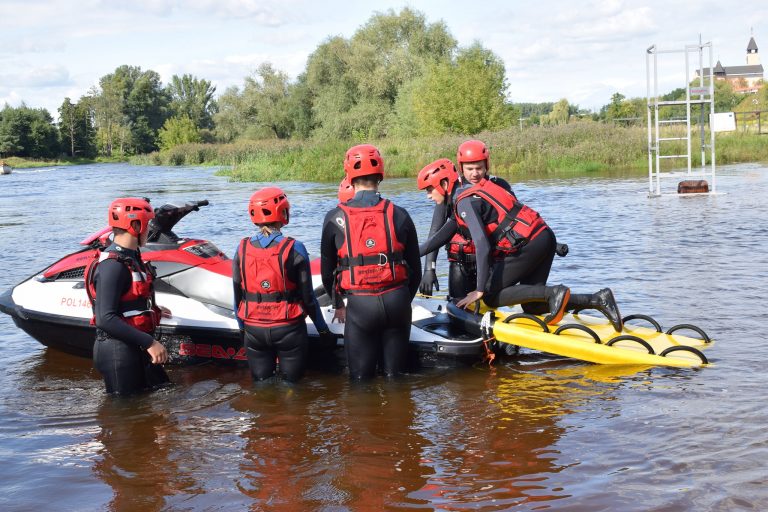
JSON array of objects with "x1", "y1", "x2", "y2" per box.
[
  {"x1": 332, "y1": 306, "x2": 346, "y2": 324},
  {"x1": 147, "y1": 340, "x2": 168, "y2": 365},
  {"x1": 456, "y1": 290, "x2": 484, "y2": 309}
]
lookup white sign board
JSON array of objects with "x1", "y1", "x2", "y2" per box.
[{"x1": 712, "y1": 112, "x2": 736, "y2": 132}]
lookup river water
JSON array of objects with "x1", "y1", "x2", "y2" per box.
[{"x1": 1, "y1": 163, "x2": 766, "y2": 511}]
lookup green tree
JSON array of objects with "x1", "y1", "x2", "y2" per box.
[
  {"x1": 213, "y1": 64, "x2": 295, "y2": 141},
  {"x1": 58, "y1": 98, "x2": 77, "y2": 157},
  {"x1": 348, "y1": 7, "x2": 455, "y2": 104},
  {"x1": 601, "y1": 92, "x2": 644, "y2": 124},
  {"x1": 90, "y1": 65, "x2": 170, "y2": 155},
  {"x1": 58, "y1": 97, "x2": 96, "y2": 157},
  {"x1": 284, "y1": 76, "x2": 315, "y2": 139},
  {"x1": 0, "y1": 104, "x2": 59, "y2": 158},
  {"x1": 712, "y1": 80, "x2": 742, "y2": 112},
  {"x1": 167, "y1": 74, "x2": 217, "y2": 129},
  {"x1": 210, "y1": 8, "x2": 462, "y2": 141},
  {"x1": 157, "y1": 115, "x2": 201, "y2": 150},
  {"x1": 550, "y1": 98, "x2": 571, "y2": 125},
  {"x1": 305, "y1": 8, "x2": 457, "y2": 139},
  {"x1": 398, "y1": 43, "x2": 514, "y2": 135},
  {"x1": 89, "y1": 79, "x2": 124, "y2": 156},
  {"x1": 212, "y1": 85, "x2": 247, "y2": 142},
  {"x1": 514, "y1": 102, "x2": 555, "y2": 117},
  {"x1": 0, "y1": 104, "x2": 23, "y2": 156},
  {"x1": 120, "y1": 66, "x2": 170, "y2": 153},
  {"x1": 28, "y1": 110, "x2": 60, "y2": 157},
  {"x1": 243, "y1": 63, "x2": 294, "y2": 139}
]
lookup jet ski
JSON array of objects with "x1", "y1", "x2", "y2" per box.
[{"x1": 0, "y1": 200, "x2": 483, "y2": 366}]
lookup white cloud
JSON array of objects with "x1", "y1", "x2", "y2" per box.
[
  {"x1": 567, "y1": 8, "x2": 656, "y2": 43},
  {"x1": 0, "y1": 66, "x2": 72, "y2": 88},
  {"x1": 0, "y1": 0, "x2": 765, "y2": 115},
  {"x1": 95, "y1": 0, "x2": 291, "y2": 25},
  {"x1": 2, "y1": 38, "x2": 67, "y2": 55},
  {"x1": 0, "y1": 90, "x2": 25, "y2": 107}
]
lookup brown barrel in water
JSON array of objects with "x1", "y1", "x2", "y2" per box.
[{"x1": 677, "y1": 180, "x2": 709, "y2": 194}]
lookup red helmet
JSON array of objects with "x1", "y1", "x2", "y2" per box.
[
  {"x1": 108, "y1": 197, "x2": 154, "y2": 237},
  {"x1": 249, "y1": 187, "x2": 290, "y2": 225},
  {"x1": 417, "y1": 158, "x2": 458, "y2": 196},
  {"x1": 457, "y1": 140, "x2": 489, "y2": 171},
  {"x1": 343, "y1": 144, "x2": 384, "y2": 181},
  {"x1": 338, "y1": 177, "x2": 355, "y2": 203}
]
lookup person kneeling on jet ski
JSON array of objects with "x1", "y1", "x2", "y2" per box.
[
  {"x1": 417, "y1": 141, "x2": 516, "y2": 301},
  {"x1": 84, "y1": 197, "x2": 170, "y2": 395},
  {"x1": 233, "y1": 187, "x2": 333, "y2": 383},
  {"x1": 320, "y1": 144, "x2": 422, "y2": 380},
  {"x1": 448, "y1": 143, "x2": 624, "y2": 332}
]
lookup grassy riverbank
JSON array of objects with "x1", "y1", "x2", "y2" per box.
[
  {"x1": 129, "y1": 123, "x2": 768, "y2": 182},
  {"x1": 2, "y1": 155, "x2": 125, "y2": 169}
]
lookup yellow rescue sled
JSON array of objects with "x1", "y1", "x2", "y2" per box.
[{"x1": 447, "y1": 302, "x2": 712, "y2": 367}]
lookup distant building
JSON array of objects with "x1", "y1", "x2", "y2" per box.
[{"x1": 697, "y1": 36, "x2": 764, "y2": 93}]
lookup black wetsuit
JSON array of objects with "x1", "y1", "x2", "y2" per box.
[
  {"x1": 320, "y1": 190, "x2": 421, "y2": 379},
  {"x1": 452, "y1": 183, "x2": 556, "y2": 312},
  {"x1": 232, "y1": 232, "x2": 330, "y2": 382},
  {"x1": 420, "y1": 176, "x2": 514, "y2": 300},
  {"x1": 92, "y1": 244, "x2": 169, "y2": 395}
]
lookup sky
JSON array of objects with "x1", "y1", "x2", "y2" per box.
[{"x1": 1, "y1": 0, "x2": 766, "y2": 119}]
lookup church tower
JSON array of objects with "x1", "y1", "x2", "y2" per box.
[{"x1": 747, "y1": 36, "x2": 760, "y2": 65}]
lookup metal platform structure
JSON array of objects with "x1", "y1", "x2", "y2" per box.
[{"x1": 646, "y1": 40, "x2": 717, "y2": 197}]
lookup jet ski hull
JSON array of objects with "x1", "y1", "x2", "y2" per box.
[
  {"x1": 0, "y1": 200, "x2": 484, "y2": 366},
  {"x1": 1, "y1": 278, "x2": 484, "y2": 366}
]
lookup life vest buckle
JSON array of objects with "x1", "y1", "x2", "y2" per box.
[{"x1": 377, "y1": 253, "x2": 388, "y2": 266}]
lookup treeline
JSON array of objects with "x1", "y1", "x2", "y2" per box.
[
  {"x1": 595, "y1": 79, "x2": 762, "y2": 125},
  {"x1": 2, "y1": 7, "x2": 765, "y2": 162},
  {"x1": 1, "y1": 70, "x2": 216, "y2": 159}
]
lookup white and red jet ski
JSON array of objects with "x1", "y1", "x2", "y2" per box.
[{"x1": 0, "y1": 200, "x2": 482, "y2": 365}]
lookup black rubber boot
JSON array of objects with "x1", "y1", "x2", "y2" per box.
[
  {"x1": 567, "y1": 289, "x2": 623, "y2": 332},
  {"x1": 543, "y1": 285, "x2": 570, "y2": 325},
  {"x1": 592, "y1": 288, "x2": 622, "y2": 332}
]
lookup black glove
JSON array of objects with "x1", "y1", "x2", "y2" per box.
[
  {"x1": 555, "y1": 243, "x2": 569, "y2": 257},
  {"x1": 316, "y1": 329, "x2": 337, "y2": 351},
  {"x1": 419, "y1": 269, "x2": 439, "y2": 295}
]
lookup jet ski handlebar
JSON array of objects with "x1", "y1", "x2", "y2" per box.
[
  {"x1": 189, "y1": 200, "x2": 209, "y2": 210},
  {"x1": 147, "y1": 199, "x2": 210, "y2": 243}
]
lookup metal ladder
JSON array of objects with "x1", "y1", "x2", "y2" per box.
[{"x1": 646, "y1": 40, "x2": 717, "y2": 197}]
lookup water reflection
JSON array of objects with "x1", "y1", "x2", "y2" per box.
[
  {"x1": 93, "y1": 399, "x2": 186, "y2": 510},
  {"x1": 403, "y1": 362, "x2": 656, "y2": 509},
  {"x1": 232, "y1": 378, "x2": 429, "y2": 509}
]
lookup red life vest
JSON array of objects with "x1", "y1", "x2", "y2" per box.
[
  {"x1": 84, "y1": 249, "x2": 160, "y2": 333},
  {"x1": 236, "y1": 237, "x2": 305, "y2": 327},
  {"x1": 454, "y1": 179, "x2": 547, "y2": 257},
  {"x1": 446, "y1": 231, "x2": 476, "y2": 263},
  {"x1": 337, "y1": 199, "x2": 409, "y2": 295}
]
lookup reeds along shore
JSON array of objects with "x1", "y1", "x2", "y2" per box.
[{"x1": 125, "y1": 122, "x2": 768, "y2": 181}]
